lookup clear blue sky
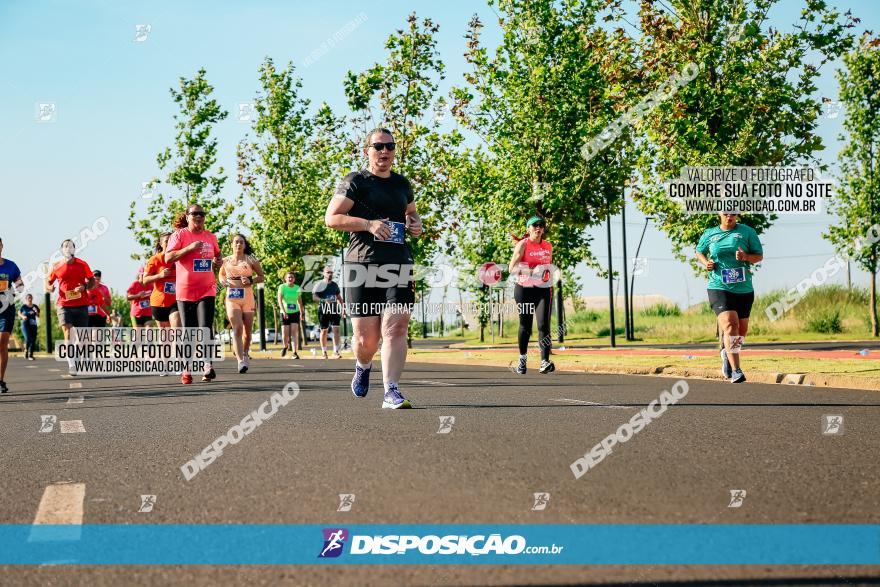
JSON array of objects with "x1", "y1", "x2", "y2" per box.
[{"x1": 1, "y1": 0, "x2": 878, "y2": 308}]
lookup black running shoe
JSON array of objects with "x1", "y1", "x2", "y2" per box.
[
  {"x1": 539, "y1": 360, "x2": 555, "y2": 374},
  {"x1": 0, "y1": 380, "x2": 7, "y2": 393},
  {"x1": 281, "y1": 347, "x2": 287, "y2": 357}
]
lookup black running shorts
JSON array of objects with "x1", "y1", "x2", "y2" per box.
[{"x1": 707, "y1": 289, "x2": 755, "y2": 318}]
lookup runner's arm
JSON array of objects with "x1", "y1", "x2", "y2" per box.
[
  {"x1": 736, "y1": 248, "x2": 763, "y2": 264},
  {"x1": 249, "y1": 258, "x2": 265, "y2": 285},
  {"x1": 405, "y1": 202, "x2": 422, "y2": 236},
  {"x1": 218, "y1": 263, "x2": 228, "y2": 287},
  {"x1": 695, "y1": 251, "x2": 715, "y2": 270},
  {"x1": 140, "y1": 273, "x2": 163, "y2": 285},
  {"x1": 508, "y1": 239, "x2": 527, "y2": 275},
  {"x1": 44, "y1": 270, "x2": 56, "y2": 293},
  {"x1": 164, "y1": 241, "x2": 200, "y2": 263},
  {"x1": 325, "y1": 195, "x2": 390, "y2": 239}
]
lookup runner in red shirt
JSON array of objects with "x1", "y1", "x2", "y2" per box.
[
  {"x1": 46, "y1": 239, "x2": 95, "y2": 339},
  {"x1": 87, "y1": 269, "x2": 112, "y2": 327},
  {"x1": 508, "y1": 216, "x2": 555, "y2": 375},
  {"x1": 127, "y1": 269, "x2": 153, "y2": 328},
  {"x1": 165, "y1": 204, "x2": 221, "y2": 384},
  {"x1": 46, "y1": 239, "x2": 96, "y2": 375}
]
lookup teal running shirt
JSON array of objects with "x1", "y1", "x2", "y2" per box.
[{"x1": 696, "y1": 223, "x2": 763, "y2": 294}]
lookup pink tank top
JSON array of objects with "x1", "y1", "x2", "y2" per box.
[{"x1": 516, "y1": 239, "x2": 553, "y2": 286}]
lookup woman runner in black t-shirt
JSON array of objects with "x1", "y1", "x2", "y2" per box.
[{"x1": 325, "y1": 128, "x2": 423, "y2": 409}]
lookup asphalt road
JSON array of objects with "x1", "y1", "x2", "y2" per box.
[{"x1": 1, "y1": 354, "x2": 879, "y2": 586}]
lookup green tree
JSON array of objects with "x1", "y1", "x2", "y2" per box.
[
  {"x1": 826, "y1": 34, "x2": 880, "y2": 336},
  {"x1": 128, "y1": 69, "x2": 240, "y2": 261},
  {"x1": 239, "y1": 58, "x2": 348, "y2": 292},
  {"x1": 450, "y1": 0, "x2": 642, "y2": 302},
  {"x1": 633, "y1": 0, "x2": 856, "y2": 262}
]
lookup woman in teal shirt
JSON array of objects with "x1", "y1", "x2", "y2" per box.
[{"x1": 696, "y1": 213, "x2": 764, "y2": 383}]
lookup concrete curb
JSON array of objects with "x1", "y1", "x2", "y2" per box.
[{"x1": 406, "y1": 354, "x2": 880, "y2": 392}]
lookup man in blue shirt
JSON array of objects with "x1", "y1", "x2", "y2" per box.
[
  {"x1": 0, "y1": 238, "x2": 24, "y2": 392},
  {"x1": 19, "y1": 293, "x2": 40, "y2": 360}
]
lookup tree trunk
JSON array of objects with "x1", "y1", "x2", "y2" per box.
[{"x1": 871, "y1": 268, "x2": 878, "y2": 337}]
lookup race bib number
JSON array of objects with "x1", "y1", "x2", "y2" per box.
[
  {"x1": 163, "y1": 282, "x2": 176, "y2": 294},
  {"x1": 286, "y1": 302, "x2": 297, "y2": 312},
  {"x1": 139, "y1": 300, "x2": 150, "y2": 309},
  {"x1": 228, "y1": 288, "x2": 245, "y2": 299},
  {"x1": 721, "y1": 268, "x2": 746, "y2": 284},
  {"x1": 88, "y1": 305, "x2": 97, "y2": 314},
  {"x1": 64, "y1": 290, "x2": 82, "y2": 300},
  {"x1": 193, "y1": 259, "x2": 212, "y2": 273},
  {"x1": 374, "y1": 221, "x2": 405, "y2": 244},
  {"x1": 0, "y1": 280, "x2": 7, "y2": 292}
]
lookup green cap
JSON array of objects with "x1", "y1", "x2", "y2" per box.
[{"x1": 526, "y1": 216, "x2": 545, "y2": 227}]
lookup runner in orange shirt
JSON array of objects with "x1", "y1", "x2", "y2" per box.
[{"x1": 141, "y1": 233, "x2": 180, "y2": 327}]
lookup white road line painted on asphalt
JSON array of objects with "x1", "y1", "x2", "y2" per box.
[
  {"x1": 33, "y1": 483, "x2": 85, "y2": 524},
  {"x1": 48, "y1": 368, "x2": 60, "y2": 372},
  {"x1": 26, "y1": 365, "x2": 37, "y2": 369},
  {"x1": 552, "y1": 398, "x2": 633, "y2": 410},
  {"x1": 60, "y1": 420, "x2": 86, "y2": 433},
  {"x1": 66, "y1": 396, "x2": 84, "y2": 405},
  {"x1": 410, "y1": 380, "x2": 456, "y2": 386},
  {"x1": 68, "y1": 382, "x2": 82, "y2": 389},
  {"x1": 29, "y1": 483, "x2": 85, "y2": 542}
]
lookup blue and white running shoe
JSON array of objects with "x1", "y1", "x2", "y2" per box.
[
  {"x1": 351, "y1": 364, "x2": 371, "y2": 398},
  {"x1": 730, "y1": 368, "x2": 746, "y2": 384},
  {"x1": 382, "y1": 383, "x2": 412, "y2": 409},
  {"x1": 720, "y1": 349, "x2": 732, "y2": 379}
]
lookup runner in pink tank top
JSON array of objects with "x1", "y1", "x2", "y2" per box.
[{"x1": 508, "y1": 216, "x2": 556, "y2": 375}]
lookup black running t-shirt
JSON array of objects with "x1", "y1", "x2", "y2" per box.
[{"x1": 334, "y1": 169, "x2": 414, "y2": 264}]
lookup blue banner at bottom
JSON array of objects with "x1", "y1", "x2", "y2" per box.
[{"x1": 3, "y1": 524, "x2": 879, "y2": 565}]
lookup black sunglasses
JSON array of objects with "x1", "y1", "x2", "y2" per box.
[
  {"x1": 369, "y1": 142, "x2": 396, "y2": 152},
  {"x1": 188, "y1": 211, "x2": 206, "y2": 217},
  {"x1": 531, "y1": 223, "x2": 546, "y2": 229}
]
